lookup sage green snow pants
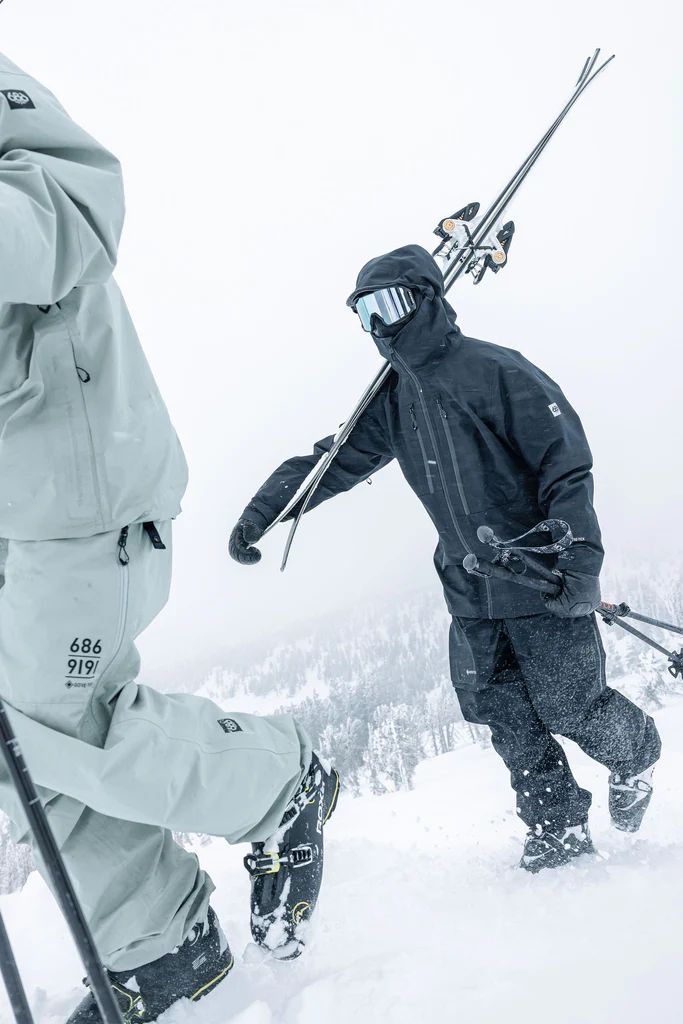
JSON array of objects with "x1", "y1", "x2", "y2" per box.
[{"x1": 0, "y1": 523, "x2": 311, "y2": 971}]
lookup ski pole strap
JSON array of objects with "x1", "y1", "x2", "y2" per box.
[{"x1": 476, "y1": 519, "x2": 574, "y2": 555}]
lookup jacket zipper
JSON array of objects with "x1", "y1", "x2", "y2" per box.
[
  {"x1": 394, "y1": 353, "x2": 493, "y2": 616},
  {"x1": 57, "y1": 307, "x2": 107, "y2": 529},
  {"x1": 409, "y1": 403, "x2": 435, "y2": 494},
  {"x1": 105, "y1": 528, "x2": 131, "y2": 669},
  {"x1": 436, "y1": 396, "x2": 470, "y2": 515}
]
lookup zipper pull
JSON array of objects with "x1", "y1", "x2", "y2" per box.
[
  {"x1": 117, "y1": 526, "x2": 130, "y2": 566},
  {"x1": 409, "y1": 403, "x2": 418, "y2": 430},
  {"x1": 143, "y1": 521, "x2": 167, "y2": 550}
]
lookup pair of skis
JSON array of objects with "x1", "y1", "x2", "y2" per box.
[{"x1": 263, "y1": 49, "x2": 615, "y2": 570}]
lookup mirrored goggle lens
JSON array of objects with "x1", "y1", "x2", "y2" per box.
[{"x1": 355, "y1": 286, "x2": 416, "y2": 332}]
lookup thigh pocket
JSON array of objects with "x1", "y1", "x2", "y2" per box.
[{"x1": 449, "y1": 620, "x2": 480, "y2": 688}]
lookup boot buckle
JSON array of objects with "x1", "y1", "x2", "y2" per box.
[
  {"x1": 244, "y1": 851, "x2": 281, "y2": 877},
  {"x1": 288, "y1": 844, "x2": 315, "y2": 868}
]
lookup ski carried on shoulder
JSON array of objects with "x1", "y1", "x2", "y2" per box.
[{"x1": 263, "y1": 48, "x2": 615, "y2": 570}]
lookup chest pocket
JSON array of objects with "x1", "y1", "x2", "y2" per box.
[
  {"x1": 435, "y1": 394, "x2": 520, "y2": 516},
  {"x1": 0, "y1": 308, "x2": 101, "y2": 529}
]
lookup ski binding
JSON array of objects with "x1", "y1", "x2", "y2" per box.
[{"x1": 434, "y1": 201, "x2": 515, "y2": 284}]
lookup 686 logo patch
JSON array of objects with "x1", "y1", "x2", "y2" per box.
[
  {"x1": 1, "y1": 89, "x2": 35, "y2": 110},
  {"x1": 218, "y1": 718, "x2": 243, "y2": 734},
  {"x1": 65, "y1": 637, "x2": 103, "y2": 689}
]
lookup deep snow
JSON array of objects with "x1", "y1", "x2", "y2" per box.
[{"x1": 2, "y1": 701, "x2": 681, "y2": 1024}]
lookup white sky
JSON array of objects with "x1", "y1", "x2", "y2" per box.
[{"x1": 1, "y1": 1, "x2": 681, "y2": 685}]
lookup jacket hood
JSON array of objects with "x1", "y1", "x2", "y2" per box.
[
  {"x1": 346, "y1": 244, "x2": 460, "y2": 370},
  {"x1": 347, "y1": 244, "x2": 445, "y2": 304}
]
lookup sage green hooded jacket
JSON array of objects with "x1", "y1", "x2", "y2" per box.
[{"x1": 0, "y1": 54, "x2": 188, "y2": 539}]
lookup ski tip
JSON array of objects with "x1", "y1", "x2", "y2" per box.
[
  {"x1": 589, "y1": 52, "x2": 617, "y2": 85},
  {"x1": 576, "y1": 48, "x2": 600, "y2": 86},
  {"x1": 576, "y1": 49, "x2": 615, "y2": 88},
  {"x1": 575, "y1": 54, "x2": 591, "y2": 87}
]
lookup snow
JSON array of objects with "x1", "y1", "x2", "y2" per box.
[
  {"x1": 197, "y1": 678, "x2": 330, "y2": 719},
  {"x1": 2, "y1": 701, "x2": 682, "y2": 1024}
]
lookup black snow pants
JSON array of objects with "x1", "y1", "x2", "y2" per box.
[{"x1": 449, "y1": 613, "x2": 661, "y2": 829}]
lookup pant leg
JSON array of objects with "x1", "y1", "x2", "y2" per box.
[
  {"x1": 450, "y1": 618, "x2": 592, "y2": 828},
  {"x1": 506, "y1": 613, "x2": 661, "y2": 775},
  {"x1": 0, "y1": 526, "x2": 206, "y2": 973},
  {"x1": 0, "y1": 523, "x2": 311, "y2": 971}
]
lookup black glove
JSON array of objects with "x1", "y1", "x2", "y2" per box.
[
  {"x1": 543, "y1": 570, "x2": 601, "y2": 618},
  {"x1": 229, "y1": 517, "x2": 266, "y2": 565}
]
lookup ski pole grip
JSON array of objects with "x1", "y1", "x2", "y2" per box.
[
  {"x1": 463, "y1": 555, "x2": 561, "y2": 596},
  {"x1": 513, "y1": 549, "x2": 563, "y2": 587},
  {"x1": 476, "y1": 525, "x2": 496, "y2": 545}
]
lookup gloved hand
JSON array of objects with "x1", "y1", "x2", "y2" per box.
[
  {"x1": 543, "y1": 570, "x2": 601, "y2": 618},
  {"x1": 229, "y1": 517, "x2": 266, "y2": 565}
]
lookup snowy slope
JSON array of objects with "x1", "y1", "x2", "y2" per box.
[{"x1": 2, "y1": 701, "x2": 682, "y2": 1024}]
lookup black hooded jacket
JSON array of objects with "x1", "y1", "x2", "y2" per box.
[{"x1": 245, "y1": 245, "x2": 603, "y2": 618}]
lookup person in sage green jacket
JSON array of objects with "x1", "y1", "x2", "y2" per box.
[{"x1": 0, "y1": 54, "x2": 338, "y2": 1023}]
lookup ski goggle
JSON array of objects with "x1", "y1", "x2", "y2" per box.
[{"x1": 353, "y1": 286, "x2": 417, "y2": 332}]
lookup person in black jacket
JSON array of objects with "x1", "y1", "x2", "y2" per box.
[{"x1": 230, "y1": 245, "x2": 660, "y2": 872}]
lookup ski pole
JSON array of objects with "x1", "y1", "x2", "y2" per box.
[
  {"x1": 597, "y1": 604, "x2": 683, "y2": 678},
  {"x1": 463, "y1": 552, "x2": 561, "y2": 596},
  {"x1": 611, "y1": 607, "x2": 683, "y2": 639},
  {"x1": 462, "y1": 548, "x2": 683, "y2": 679},
  {"x1": 269, "y1": 49, "x2": 615, "y2": 570},
  {"x1": 0, "y1": 911, "x2": 33, "y2": 1024},
  {"x1": 0, "y1": 700, "x2": 123, "y2": 1024}
]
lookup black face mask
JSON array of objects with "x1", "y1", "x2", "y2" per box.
[
  {"x1": 347, "y1": 244, "x2": 458, "y2": 366},
  {"x1": 369, "y1": 305, "x2": 418, "y2": 357}
]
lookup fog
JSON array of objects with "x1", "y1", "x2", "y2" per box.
[{"x1": 2, "y1": 0, "x2": 681, "y2": 686}]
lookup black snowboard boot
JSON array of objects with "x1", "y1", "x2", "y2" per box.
[
  {"x1": 66, "y1": 906, "x2": 233, "y2": 1023},
  {"x1": 244, "y1": 752, "x2": 340, "y2": 960},
  {"x1": 520, "y1": 822, "x2": 595, "y2": 873},
  {"x1": 609, "y1": 764, "x2": 655, "y2": 832}
]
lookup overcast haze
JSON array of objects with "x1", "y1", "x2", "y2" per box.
[{"x1": 1, "y1": 0, "x2": 681, "y2": 684}]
